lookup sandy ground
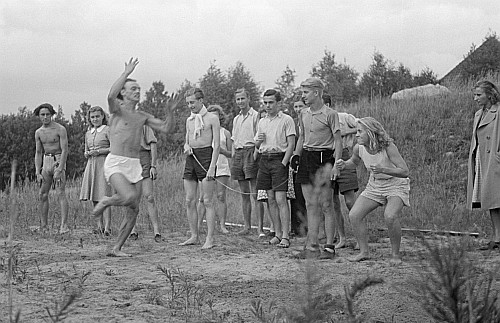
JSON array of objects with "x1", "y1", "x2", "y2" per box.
[{"x1": 1, "y1": 227, "x2": 499, "y2": 323}]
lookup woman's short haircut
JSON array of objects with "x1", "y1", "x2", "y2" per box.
[
  {"x1": 34, "y1": 103, "x2": 56, "y2": 116},
  {"x1": 474, "y1": 80, "x2": 500, "y2": 104},
  {"x1": 86, "y1": 106, "x2": 109, "y2": 127},
  {"x1": 185, "y1": 88, "x2": 204, "y2": 100}
]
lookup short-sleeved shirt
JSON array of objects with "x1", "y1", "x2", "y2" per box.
[
  {"x1": 140, "y1": 125, "x2": 157, "y2": 151},
  {"x1": 255, "y1": 111, "x2": 296, "y2": 153},
  {"x1": 337, "y1": 112, "x2": 357, "y2": 149},
  {"x1": 300, "y1": 105, "x2": 340, "y2": 150},
  {"x1": 232, "y1": 108, "x2": 259, "y2": 149}
]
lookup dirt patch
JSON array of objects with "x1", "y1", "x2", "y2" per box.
[{"x1": 1, "y1": 228, "x2": 499, "y2": 322}]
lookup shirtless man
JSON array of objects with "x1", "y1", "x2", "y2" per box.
[
  {"x1": 92, "y1": 58, "x2": 177, "y2": 257},
  {"x1": 34, "y1": 103, "x2": 69, "y2": 234},
  {"x1": 180, "y1": 88, "x2": 220, "y2": 249}
]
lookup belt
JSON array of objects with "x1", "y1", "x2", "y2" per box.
[
  {"x1": 235, "y1": 146, "x2": 255, "y2": 151},
  {"x1": 44, "y1": 153, "x2": 60, "y2": 157}
]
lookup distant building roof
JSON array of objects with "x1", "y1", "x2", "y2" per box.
[{"x1": 440, "y1": 36, "x2": 500, "y2": 84}]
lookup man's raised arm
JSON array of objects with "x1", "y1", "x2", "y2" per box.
[
  {"x1": 107, "y1": 58, "x2": 139, "y2": 114},
  {"x1": 146, "y1": 93, "x2": 181, "y2": 134}
]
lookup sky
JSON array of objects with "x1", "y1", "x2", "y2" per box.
[{"x1": 1, "y1": 0, "x2": 500, "y2": 117}]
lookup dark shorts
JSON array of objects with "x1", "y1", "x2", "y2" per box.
[
  {"x1": 256, "y1": 152, "x2": 288, "y2": 191},
  {"x1": 296, "y1": 149, "x2": 334, "y2": 185},
  {"x1": 183, "y1": 146, "x2": 213, "y2": 182},
  {"x1": 139, "y1": 150, "x2": 152, "y2": 178},
  {"x1": 230, "y1": 146, "x2": 259, "y2": 181},
  {"x1": 331, "y1": 148, "x2": 358, "y2": 194}
]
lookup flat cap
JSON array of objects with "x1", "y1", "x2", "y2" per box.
[{"x1": 300, "y1": 77, "x2": 325, "y2": 89}]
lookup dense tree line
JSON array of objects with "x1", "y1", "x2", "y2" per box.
[{"x1": 3, "y1": 33, "x2": 499, "y2": 189}]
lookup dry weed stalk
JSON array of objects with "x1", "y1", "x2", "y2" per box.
[{"x1": 344, "y1": 276, "x2": 384, "y2": 323}]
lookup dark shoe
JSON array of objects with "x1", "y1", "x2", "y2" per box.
[
  {"x1": 129, "y1": 232, "x2": 138, "y2": 240},
  {"x1": 103, "y1": 230, "x2": 111, "y2": 237},
  {"x1": 154, "y1": 234, "x2": 162, "y2": 243},
  {"x1": 478, "y1": 241, "x2": 500, "y2": 250},
  {"x1": 277, "y1": 237, "x2": 290, "y2": 248},
  {"x1": 319, "y1": 244, "x2": 336, "y2": 260}
]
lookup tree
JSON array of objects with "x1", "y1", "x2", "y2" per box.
[
  {"x1": 199, "y1": 61, "x2": 229, "y2": 111},
  {"x1": 311, "y1": 50, "x2": 359, "y2": 104},
  {"x1": 275, "y1": 65, "x2": 297, "y2": 107}
]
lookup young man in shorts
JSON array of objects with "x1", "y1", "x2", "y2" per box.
[
  {"x1": 34, "y1": 103, "x2": 69, "y2": 234},
  {"x1": 323, "y1": 94, "x2": 359, "y2": 249},
  {"x1": 129, "y1": 125, "x2": 162, "y2": 242},
  {"x1": 231, "y1": 88, "x2": 265, "y2": 236},
  {"x1": 180, "y1": 88, "x2": 220, "y2": 249},
  {"x1": 293, "y1": 78, "x2": 342, "y2": 259},
  {"x1": 92, "y1": 58, "x2": 177, "y2": 257},
  {"x1": 255, "y1": 89, "x2": 296, "y2": 247}
]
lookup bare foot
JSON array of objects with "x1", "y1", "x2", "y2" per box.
[
  {"x1": 335, "y1": 240, "x2": 346, "y2": 249},
  {"x1": 108, "y1": 249, "x2": 132, "y2": 257},
  {"x1": 179, "y1": 237, "x2": 200, "y2": 246},
  {"x1": 353, "y1": 242, "x2": 360, "y2": 250},
  {"x1": 388, "y1": 256, "x2": 402, "y2": 266},
  {"x1": 347, "y1": 253, "x2": 371, "y2": 262},
  {"x1": 59, "y1": 226, "x2": 70, "y2": 234},
  {"x1": 220, "y1": 227, "x2": 230, "y2": 234},
  {"x1": 201, "y1": 238, "x2": 215, "y2": 249}
]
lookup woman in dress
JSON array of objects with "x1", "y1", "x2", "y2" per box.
[
  {"x1": 336, "y1": 117, "x2": 410, "y2": 264},
  {"x1": 80, "y1": 106, "x2": 112, "y2": 235},
  {"x1": 467, "y1": 80, "x2": 500, "y2": 250}
]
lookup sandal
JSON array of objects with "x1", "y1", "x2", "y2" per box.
[
  {"x1": 277, "y1": 237, "x2": 290, "y2": 248},
  {"x1": 266, "y1": 236, "x2": 281, "y2": 245},
  {"x1": 129, "y1": 232, "x2": 138, "y2": 240}
]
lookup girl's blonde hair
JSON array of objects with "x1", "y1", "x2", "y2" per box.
[{"x1": 357, "y1": 117, "x2": 392, "y2": 152}]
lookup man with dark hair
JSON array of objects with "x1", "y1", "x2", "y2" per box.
[
  {"x1": 255, "y1": 89, "x2": 296, "y2": 247},
  {"x1": 34, "y1": 103, "x2": 69, "y2": 234},
  {"x1": 180, "y1": 88, "x2": 220, "y2": 249},
  {"x1": 293, "y1": 78, "x2": 342, "y2": 259},
  {"x1": 92, "y1": 57, "x2": 178, "y2": 257},
  {"x1": 231, "y1": 88, "x2": 265, "y2": 236}
]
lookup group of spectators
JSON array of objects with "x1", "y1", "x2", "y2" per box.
[{"x1": 32, "y1": 57, "x2": 500, "y2": 261}]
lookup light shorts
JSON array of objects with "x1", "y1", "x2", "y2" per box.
[
  {"x1": 104, "y1": 154, "x2": 143, "y2": 184},
  {"x1": 361, "y1": 176, "x2": 410, "y2": 207}
]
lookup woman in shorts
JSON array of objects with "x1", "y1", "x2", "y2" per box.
[{"x1": 336, "y1": 117, "x2": 410, "y2": 264}]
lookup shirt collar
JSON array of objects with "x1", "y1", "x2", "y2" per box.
[
  {"x1": 239, "y1": 107, "x2": 256, "y2": 117},
  {"x1": 90, "y1": 125, "x2": 106, "y2": 134}
]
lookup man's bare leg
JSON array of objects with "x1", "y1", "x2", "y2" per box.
[
  {"x1": 266, "y1": 191, "x2": 282, "y2": 241},
  {"x1": 348, "y1": 196, "x2": 379, "y2": 262},
  {"x1": 250, "y1": 178, "x2": 265, "y2": 236},
  {"x1": 143, "y1": 178, "x2": 160, "y2": 236},
  {"x1": 57, "y1": 184, "x2": 69, "y2": 234},
  {"x1": 180, "y1": 179, "x2": 200, "y2": 245},
  {"x1": 276, "y1": 191, "x2": 290, "y2": 242},
  {"x1": 201, "y1": 177, "x2": 216, "y2": 249},
  {"x1": 197, "y1": 185, "x2": 206, "y2": 233},
  {"x1": 332, "y1": 193, "x2": 346, "y2": 248},
  {"x1": 236, "y1": 180, "x2": 252, "y2": 235},
  {"x1": 105, "y1": 174, "x2": 142, "y2": 257},
  {"x1": 320, "y1": 186, "x2": 336, "y2": 246},
  {"x1": 301, "y1": 184, "x2": 321, "y2": 250},
  {"x1": 216, "y1": 177, "x2": 230, "y2": 234},
  {"x1": 39, "y1": 178, "x2": 52, "y2": 232}
]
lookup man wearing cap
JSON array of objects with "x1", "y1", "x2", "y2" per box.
[
  {"x1": 293, "y1": 78, "x2": 342, "y2": 259},
  {"x1": 34, "y1": 103, "x2": 70, "y2": 234},
  {"x1": 230, "y1": 88, "x2": 265, "y2": 236}
]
